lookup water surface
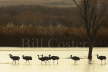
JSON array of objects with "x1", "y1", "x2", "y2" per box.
[{"x1": 0, "y1": 47, "x2": 107, "y2": 72}]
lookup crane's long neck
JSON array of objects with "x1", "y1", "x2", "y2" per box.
[
  {"x1": 41, "y1": 55, "x2": 44, "y2": 58},
  {"x1": 22, "y1": 55, "x2": 25, "y2": 58},
  {"x1": 70, "y1": 55, "x2": 72, "y2": 58},
  {"x1": 9, "y1": 54, "x2": 13, "y2": 58},
  {"x1": 37, "y1": 55, "x2": 40, "y2": 59},
  {"x1": 49, "y1": 54, "x2": 51, "y2": 58},
  {"x1": 97, "y1": 54, "x2": 99, "y2": 59}
]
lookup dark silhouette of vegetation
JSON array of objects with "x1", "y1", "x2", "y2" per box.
[{"x1": 0, "y1": 5, "x2": 107, "y2": 46}]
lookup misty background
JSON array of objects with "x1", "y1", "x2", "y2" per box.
[{"x1": 0, "y1": 0, "x2": 107, "y2": 47}]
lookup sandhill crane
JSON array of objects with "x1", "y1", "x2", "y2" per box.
[
  {"x1": 9, "y1": 54, "x2": 20, "y2": 64},
  {"x1": 22, "y1": 55, "x2": 32, "y2": 62},
  {"x1": 49, "y1": 54, "x2": 59, "y2": 64},
  {"x1": 70, "y1": 55, "x2": 80, "y2": 64},
  {"x1": 37, "y1": 54, "x2": 49, "y2": 64},
  {"x1": 97, "y1": 54, "x2": 107, "y2": 64}
]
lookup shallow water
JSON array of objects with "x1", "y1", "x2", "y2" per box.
[{"x1": 0, "y1": 47, "x2": 108, "y2": 72}]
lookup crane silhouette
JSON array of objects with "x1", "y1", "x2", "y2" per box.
[
  {"x1": 37, "y1": 54, "x2": 49, "y2": 64},
  {"x1": 22, "y1": 55, "x2": 32, "y2": 62},
  {"x1": 97, "y1": 54, "x2": 107, "y2": 64},
  {"x1": 49, "y1": 54, "x2": 59, "y2": 64},
  {"x1": 70, "y1": 55, "x2": 80, "y2": 64},
  {"x1": 9, "y1": 54, "x2": 20, "y2": 64}
]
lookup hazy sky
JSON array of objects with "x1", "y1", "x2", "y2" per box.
[{"x1": 0, "y1": 0, "x2": 80, "y2": 7}]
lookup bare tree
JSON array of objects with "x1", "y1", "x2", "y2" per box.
[{"x1": 73, "y1": 0, "x2": 107, "y2": 62}]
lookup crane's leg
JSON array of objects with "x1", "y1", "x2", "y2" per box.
[
  {"x1": 105, "y1": 60, "x2": 106, "y2": 64},
  {"x1": 15, "y1": 60, "x2": 16, "y2": 64},
  {"x1": 57, "y1": 60, "x2": 58, "y2": 64},
  {"x1": 53, "y1": 60, "x2": 54, "y2": 64},
  {"x1": 101, "y1": 60, "x2": 102, "y2": 64}
]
